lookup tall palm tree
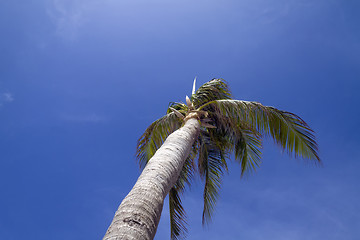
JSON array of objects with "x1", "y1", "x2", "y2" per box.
[{"x1": 103, "y1": 79, "x2": 320, "y2": 240}]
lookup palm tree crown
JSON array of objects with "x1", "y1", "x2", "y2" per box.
[{"x1": 136, "y1": 79, "x2": 320, "y2": 239}]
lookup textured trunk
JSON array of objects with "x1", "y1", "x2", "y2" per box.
[{"x1": 103, "y1": 118, "x2": 200, "y2": 240}]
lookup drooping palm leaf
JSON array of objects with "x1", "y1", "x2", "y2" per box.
[
  {"x1": 137, "y1": 110, "x2": 183, "y2": 168},
  {"x1": 169, "y1": 142, "x2": 198, "y2": 240},
  {"x1": 233, "y1": 126, "x2": 262, "y2": 176},
  {"x1": 198, "y1": 129, "x2": 228, "y2": 225},
  {"x1": 169, "y1": 188, "x2": 187, "y2": 240},
  {"x1": 200, "y1": 99, "x2": 320, "y2": 163},
  {"x1": 201, "y1": 103, "x2": 263, "y2": 176}
]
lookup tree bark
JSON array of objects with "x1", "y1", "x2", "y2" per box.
[{"x1": 103, "y1": 118, "x2": 200, "y2": 240}]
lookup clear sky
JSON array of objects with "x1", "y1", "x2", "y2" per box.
[{"x1": 1, "y1": 0, "x2": 359, "y2": 239}]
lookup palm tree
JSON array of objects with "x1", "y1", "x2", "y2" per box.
[{"x1": 103, "y1": 79, "x2": 320, "y2": 240}]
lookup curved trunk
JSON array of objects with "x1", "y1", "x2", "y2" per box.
[{"x1": 103, "y1": 118, "x2": 200, "y2": 240}]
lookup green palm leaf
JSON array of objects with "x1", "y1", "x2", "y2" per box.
[
  {"x1": 137, "y1": 110, "x2": 182, "y2": 168},
  {"x1": 169, "y1": 188, "x2": 187, "y2": 240},
  {"x1": 169, "y1": 143, "x2": 198, "y2": 240},
  {"x1": 201, "y1": 103, "x2": 263, "y2": 176},
  {"x1": 198, "y1": 129, "x2": 228, "y2": 225},
  {"x1": 191, "y1": 79, "x2": 232, "y2": 109},
  {"x1": 233, "y1": 126, "x2": 262, "y2": 175},
  {"x1": 201, "y1": 99, "x2": 320, "y2": 163}
]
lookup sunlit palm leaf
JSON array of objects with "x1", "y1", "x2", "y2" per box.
[
  {"x1": 167, "y1": 102, "x2": 188, "y2": 114},
  {"x1": 201, "y1": 99, "x2": 320, "y2": 163},
  {"x1": 191, "y1": 79, "x2": 232, "y2": 109},
  {"x1": 136, "y1": 112, "x2": 182, "y2": 168}
]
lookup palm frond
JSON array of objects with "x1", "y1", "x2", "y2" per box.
[
  {"x1": 169, "y1": 143, "x2": 198, "y2": 240},
  {"x1": 201, "y1": 99, "x2": 320, "y2": 163},
  {"x1": 167, "y1": 102, "x2": 188, "y2": 115},
  {"x1": 191, "y1": 79, "x2": 232, "y2": 109},
  {"x1": 233, "y1": 126, "x2": 262, "y2": 176},
  {"x1": 198, "y1": 130, "x2": 228, "y2": 225},
  {"x1": 136, "y1": 111, "x2": 182, "y2": 168},
  {"x1": 169, "y1": 188, "x2": 187, "y2": 240},
  {"x1": 201, "y1": 103, "x2": 262, "y2": 176}
]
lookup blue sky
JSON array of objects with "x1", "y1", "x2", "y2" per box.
[{"x1": 1, "y1": 0, "x2": 359, "y2": 239}]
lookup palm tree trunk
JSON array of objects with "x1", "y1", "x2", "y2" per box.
[{"x1": 103, "y1": 118, "x2": 200, "y2": 240}]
